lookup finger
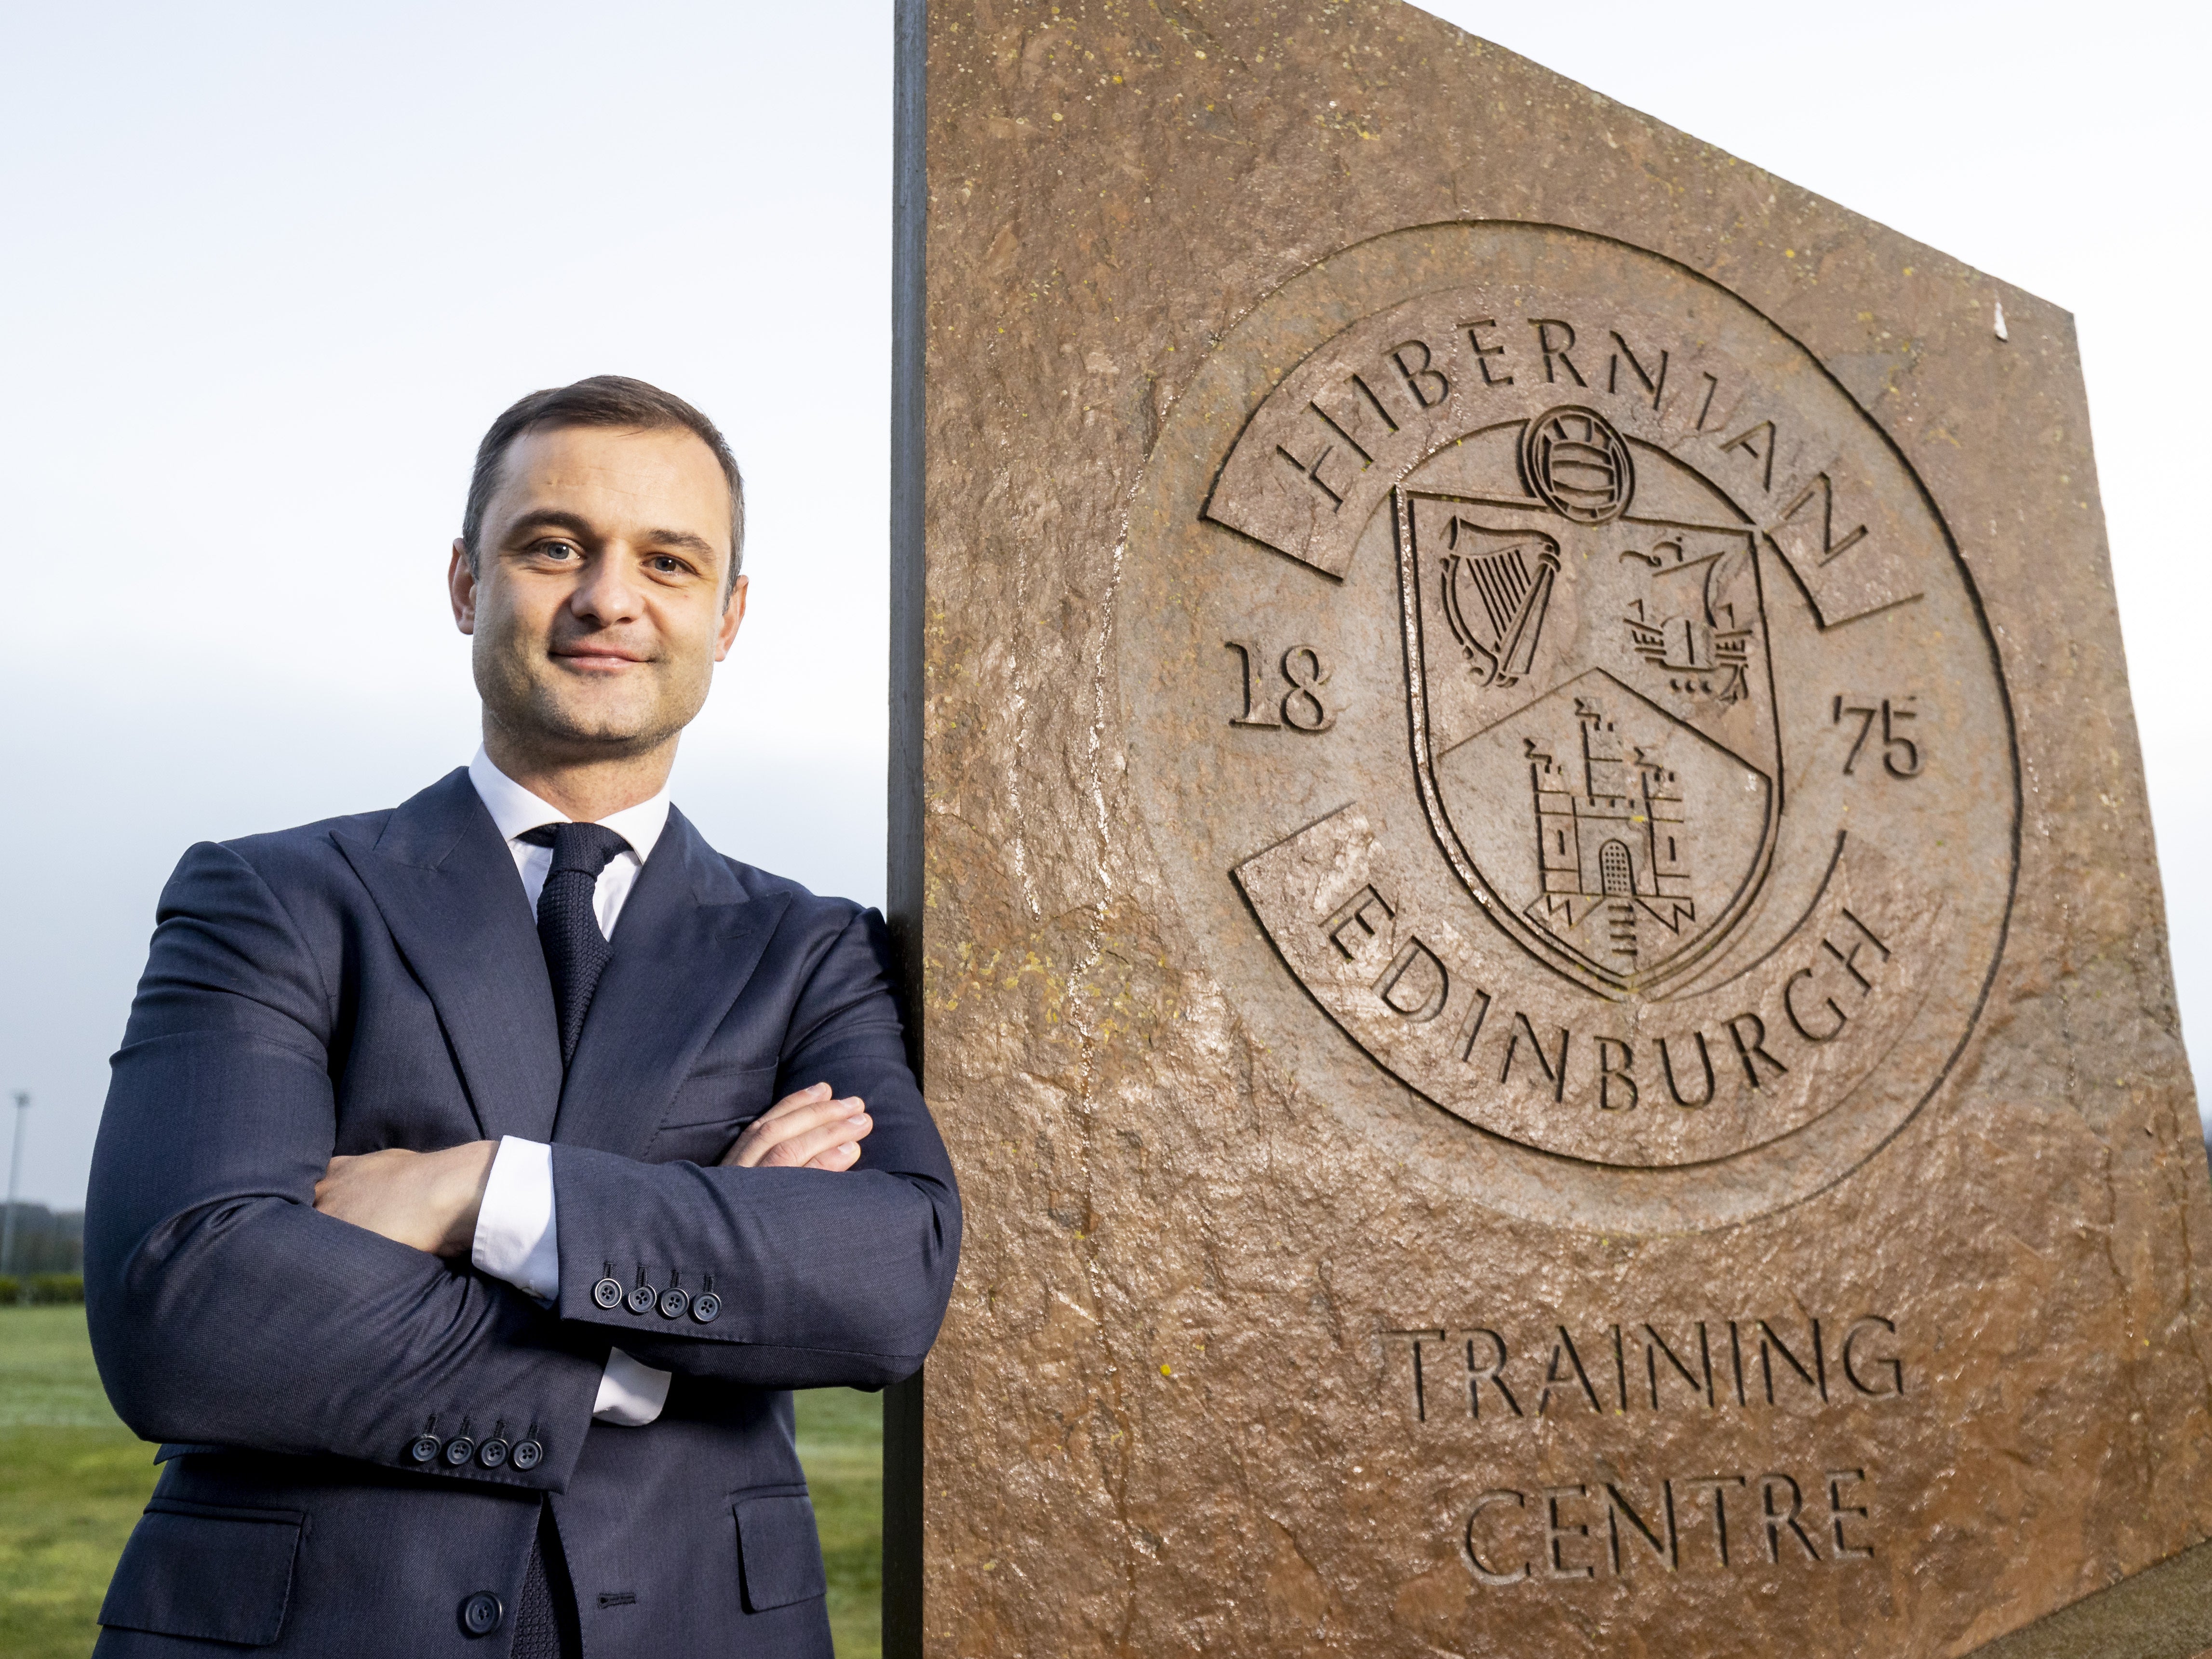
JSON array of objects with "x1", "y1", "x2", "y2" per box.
[
  {"x1": 759, "y1": 1101, "x2": 867, "y2": 1151},
  {"x1": 758, "y1": 1114, "x2": 872, "y2": 1169},
  {"x1": 801, "y1": 1141, "x2": 858, "y2": 1177},
  {"x1": 726, "y1": 1101, "x2": 844, "y2": 1166},
  {"x1": 752, "y1": 1119, "x2": 871, "y2": 1168},
  {"x1": 723, "y1": 1088, "x2": 834, "y2": 1161},
  {"x1": 754, "y1": 1083, "x2": 834, "y2": 1125},
  {"x1": 728, "y1": 1097, "x2": 866, "y2": 1166},
  {"x1": 768, "y1": 1120, "x2": 867, "y2": 1169},
  {"x1": 804, "y1": 1139, "x2": 863, "y2": 1172}
]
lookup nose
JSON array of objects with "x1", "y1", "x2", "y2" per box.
[{"x1": 569, "y1": 544, "x2": 645, "y2": 626}]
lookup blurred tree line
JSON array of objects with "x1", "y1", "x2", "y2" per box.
[{"x1": 2, "y1": 1206, "x2": 83, "y2": 1275}]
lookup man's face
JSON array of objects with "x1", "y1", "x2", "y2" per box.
[{"x1": 448, "y1": 424, "x2": 745, "y2": 762}]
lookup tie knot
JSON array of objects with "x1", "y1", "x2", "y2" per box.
[{"x1": 520, "y1": 820, "x2": 632, "y2": 879}]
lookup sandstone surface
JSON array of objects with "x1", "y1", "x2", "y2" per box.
[{"x1": 892, "y1": 3, "x2": 2212, "y2": 1653}]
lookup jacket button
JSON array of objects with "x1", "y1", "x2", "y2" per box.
[
  {"x1": 459, "y1": 1591, "x2": 503, "y2": 1637},
  {"x1": 477, "y1": 1438, "x2": 509, "y2": 1469},
  {"x1": 657, "y1": 1287, "x2": 690, "y2": 1320},
  {"x1": 442, "y1": 1436, "x2": 475, "y2": 1467},
  {"x1": 408, "y1": 1434, "x2": 442, "y2": 1464},
  {"x1": 690, "y1": 1292, "x2": 721, "y2": 1324},
  {"x1": 510, "y1": 1439, "x2": 543, "y2": 1471},
  {"x1": 625, "y1": 1284, "x2": 657, "y2": 1315},
  {"x1": 592, "y1": 1277, "x2": 625, "y2": 1309}
]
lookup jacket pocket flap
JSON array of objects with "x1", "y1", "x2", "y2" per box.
[
  {"x1": 99, "y1": 1500, "x2": 304, "y2": 1647},
  {"x1": 734, "y1": 1493, "x2": 827, "y2": 1612},
  {"x1": 660, "y1": 1063, "x2": 781, "y2": 1130}
]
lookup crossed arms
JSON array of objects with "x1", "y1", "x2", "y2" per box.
[
  {"x1": 312, "y1": 1082, "x2": 879, "y2": 1257},
  {"x1": 84, "y1": 840, "x2": 960, "y2": 1495}
]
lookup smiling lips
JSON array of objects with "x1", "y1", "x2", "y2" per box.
[{"x1": 551, "y1": 642, "x2": 651, "y2": 670}]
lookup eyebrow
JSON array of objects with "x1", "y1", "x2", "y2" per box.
[
  {"x1": 639, "y1": 528, "x2": 721, "y2": 560},
  {"x1": 502, "y1": 509, "x2": 596, "y2": 543},
  {"x1": 503, "y1": 510, "x2": 721, "y2": 561}
]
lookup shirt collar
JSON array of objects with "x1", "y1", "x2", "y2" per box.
[{"x1": 468, "y1": 746, "x2": 671, "y2": 863}]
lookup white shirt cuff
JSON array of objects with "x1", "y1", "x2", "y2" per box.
[
  {"x1": 593, "y1": 1348, "x2": 673, "y2": 1426},
  {"x1": 470, "y1": 1136, "x2": 559, "y2": 1303},
  {"x1": 472, "y1": 1136, "x2": 670, "y2": 1427}
]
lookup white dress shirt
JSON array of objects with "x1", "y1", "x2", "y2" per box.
[{"x1": 465, "y1": 747, "x2": 675, "y2": 1428}]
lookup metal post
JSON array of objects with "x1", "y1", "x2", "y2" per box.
[
  {"x1": 1, "y1": 1092, "x2": 27, "y2": 1277},
  {"x1": 884, "y1": 8, "x2": 929, "y2": 1657}
]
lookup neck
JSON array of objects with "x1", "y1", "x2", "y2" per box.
[{"x1": 481, "y1": 722, "x2": 677, "y2": 822}]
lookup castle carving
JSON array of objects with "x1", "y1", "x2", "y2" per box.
[{"x1": 1525, "y1": 696, "x2": 1695, "y2": 970}]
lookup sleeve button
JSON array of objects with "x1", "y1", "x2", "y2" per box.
[
  {"x1": 442, "y1": 1435, "x2": 475, "y2": 1467},
  {"x1": 408, "y1": 1434, "x2": 442, "y2": 1464},
  {"x1": 459, "y1": 1591, "x2": 504, "y2": 1636},
  {"x1": 657, "y1": 1287, "x2": 690, "y2": 1319},
  {"x1": 477, "y1": 1438, "x2": 509, "y2": 1468},
  {"x1": 691, "y1": 1292, "x2": 721, "y2": 1324},
  {"x1": 625, "y1": 1284, "x2": 657, "y2": 1315},
  {"x1": 510, "y1": 1439, "x2": 543, "y2": 1471},
  {"x1": 591, "y1": 1277, "x2": 625, "y2": 1310}
]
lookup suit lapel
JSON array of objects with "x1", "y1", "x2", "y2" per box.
[
  {"x1": 334, "y1": 770, "x2": 564, "y2": 1144},
  {"x1": 554, "y1": 807, "x2": 791, "y2": 1159}
]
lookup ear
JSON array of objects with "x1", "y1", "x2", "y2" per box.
[
  {"x1": 713, "y1": 574, "x2": 749, "y2": 662},
  {"x1": 449, "y1": 540, "x2": 479, "y2": 634}
]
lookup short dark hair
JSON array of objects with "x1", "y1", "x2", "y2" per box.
[{"x1": 462, "y1": 375, "x2": 745, "y2": 593}]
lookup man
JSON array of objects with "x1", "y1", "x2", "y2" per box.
[{"x1": 84, "y1": 376, "x2": 959, "y2": 1657}]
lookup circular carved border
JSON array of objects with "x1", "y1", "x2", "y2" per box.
[{"x1": 1118, "y1": 221, "x2": 2020, "y2": 1233}]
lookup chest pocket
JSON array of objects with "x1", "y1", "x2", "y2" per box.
[{"x1": 645, "y1": 1062, "x2": 782, "y2": 1164}]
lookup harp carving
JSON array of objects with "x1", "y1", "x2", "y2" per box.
[{"x1": 1439, "y1": 519, "x2": 1561, "y2": 687}]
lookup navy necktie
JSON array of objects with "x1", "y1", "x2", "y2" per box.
[
  {"x1": 519, "y1": 821, "x2": 632, "y2": 1069},
  {"x1": 511, "y1": 823, "x2": 626, "y2": 1659}
]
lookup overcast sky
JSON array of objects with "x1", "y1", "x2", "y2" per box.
[{"x1": 0, "y1": 1, "x2": 2202, "y2": 1209}]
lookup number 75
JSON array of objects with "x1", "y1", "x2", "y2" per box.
[{"x1": 1832, "y1": 696, "x2": 1921, "y2": 778}]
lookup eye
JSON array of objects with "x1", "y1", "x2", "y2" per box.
[
  {"x1": 648, "y1": 555, "x2": 689, "y2": 575},
  {"x1": 536, "y1": 539, "x2": 581, "y2": 561}
]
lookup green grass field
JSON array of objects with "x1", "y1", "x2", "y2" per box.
[{"x1": 0, "y1": 1307, "x2": 883, "y2": 1658}]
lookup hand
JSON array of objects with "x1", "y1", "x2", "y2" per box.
[
  {"x1": 719, "y1": 1083, "x2": 871, "y2": 1172},
  {"x1": 313, "y1": 1141, "x2": 499, "y2": 1257}
]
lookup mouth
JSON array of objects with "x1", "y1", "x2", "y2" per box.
[{"x1": 550, "y1": 644, "x2": 651, "y2": 671}]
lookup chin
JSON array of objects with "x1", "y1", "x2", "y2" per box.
[
  {"x1": 554, "y1": 716, "x2": 672, "y2": 751},
  {"x1": 527, "y1": 691, "x2": 672, "y2": 750}
]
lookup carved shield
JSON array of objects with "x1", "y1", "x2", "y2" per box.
[{"x1": 1397, "y1": 406, "x2": 1782, "y2": 997}]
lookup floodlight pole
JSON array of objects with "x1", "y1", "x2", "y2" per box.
[{"x1": 1, "y1": 1092, "x2": 27, "y2": 1276}]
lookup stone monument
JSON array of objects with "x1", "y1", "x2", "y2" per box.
[{"x1": 888, "y1": 3, "x2": 2212, "y2": 1654}]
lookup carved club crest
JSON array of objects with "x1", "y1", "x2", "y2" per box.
[
  {"x1": 1146, "y1": 226, "x2": 2017, "y2": 1220},
  {"x1": 1399, "y1": 406, "x2": 1781, "y2": 996}
]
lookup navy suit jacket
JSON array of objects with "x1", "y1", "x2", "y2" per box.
[{"x1": 83, "y1": 769, "x2": 960, "y2": 1657}]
